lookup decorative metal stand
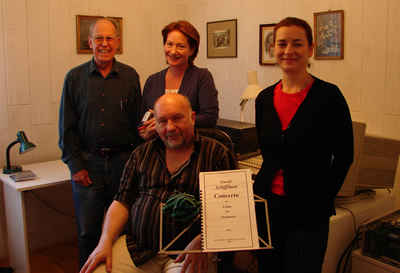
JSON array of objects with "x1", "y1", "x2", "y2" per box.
[{"x1": 159, "y1": 194, "x2": 273, "y2": 254}]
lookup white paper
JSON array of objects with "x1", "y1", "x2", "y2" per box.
[{"x1": 199, "y1": 169, "x2": 259, "y2": 251}]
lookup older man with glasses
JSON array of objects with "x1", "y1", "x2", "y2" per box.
[{"x1": 59, "y1": 18, "x2": 143, "y2": 268}]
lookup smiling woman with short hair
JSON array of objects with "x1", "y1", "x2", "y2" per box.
[
  {"x1": 254, "y1": 17, "x2": 354, "y2": 273},
  {"x1": 139, "y1": 20, "x2": 219, "y2": 141}
]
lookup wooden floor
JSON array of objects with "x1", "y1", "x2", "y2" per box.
[{"x1": 0, "y1": 243, "x2": 79, "y2": 273}]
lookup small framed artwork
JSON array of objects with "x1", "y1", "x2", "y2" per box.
[
  {"x1": 207, "y1": 19, "x2": 237, "y2": 58},
  {"x1": 314, "y1": 10, "x2": 344, "y2": 60},
  {"x1": 76, "y1": 15, "x2": 123, "y2": 54},
  {"x1": 259, "y1": 24, "x2": 276, "y2": 65}
]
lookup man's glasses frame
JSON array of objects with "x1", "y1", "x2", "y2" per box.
[{"x1": 92, "y1": 35, "x2": 118, "y2": 44}]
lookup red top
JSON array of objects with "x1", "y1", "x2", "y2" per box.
[{"x1": 271, "y1": 80, "x2": 313, "y2": 196}]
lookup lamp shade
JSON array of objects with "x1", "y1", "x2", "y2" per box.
[
  {"x1": 240, "y1": 70, "x2": 262, "y2": 101},
  {"x1": 240, "y1": 71, "x2": 262, "y2": 122},
  {"x1": 17, "y1": 131, "x2": 36, "y2": 153},
  {"x1": 3, "y1": 131, "x2": 36, "y2": 174}
]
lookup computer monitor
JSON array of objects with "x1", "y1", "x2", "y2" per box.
[
  {"x1": 337, "y1": 121, "x2": 365, "y2": 196},
  {"x1": 337, "y1": 122, "x2": 400, "y2": 197}
]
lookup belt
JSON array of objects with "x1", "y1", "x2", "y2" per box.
[{"x1": 90, "y1": 144, "x2": 134, "y2": 157}]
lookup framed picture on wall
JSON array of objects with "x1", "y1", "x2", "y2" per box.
[
  {"x1": 207, "y1": 19, "x2": 237, "y2": 58},
  {"x1": 314, "y1": 10, "x2": 344, "y2": 60},
  {"x1": 76, "y1": 15, "x2": 123, "y2": 54},
  {"x1": 259, "y1": 24, "x2": 276, "y2": 65}
]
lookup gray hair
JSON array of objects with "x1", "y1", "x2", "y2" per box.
[{"x1": 89, "y1": 17, "x2": 120, "y2": 38}]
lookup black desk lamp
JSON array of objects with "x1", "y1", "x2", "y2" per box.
[{"x1": 3, "y1": 131, "x2": 36, "y2": 174}]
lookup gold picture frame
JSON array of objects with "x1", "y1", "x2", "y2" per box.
[
  {"x1": 207, "y1": 19, "x2": 237, "y2": 58},
  {"x1": 259, "y1": 24, "x2": 276, "y2": 65},
  {"x1": 76, "y1": 15, "x2": 123, "y2": 54},
  {"x1": 314, "y1": 10, "x2": 344, "y2": 60}
]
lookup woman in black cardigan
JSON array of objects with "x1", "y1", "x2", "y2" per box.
[{"x1": 255, "y1": 17, "x2": 353, "y2": 273}]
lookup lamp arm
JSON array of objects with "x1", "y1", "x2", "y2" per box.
[{"x1": 6, "y1": 140, "x2": 19, "y2": 169}]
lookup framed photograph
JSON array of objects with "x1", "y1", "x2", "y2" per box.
[
  {"x1": 76, "y1": 15, "x2": 123, "y2": 54},
  {"x1": 259, "y1": 24, "x2": 276, "y2": 65},
  {"x1": 314, "y1": 10, "x2": 344, "y2": 60},
  {"x1": 207, "y1": 19, "x2": 237, "y2": 58}
]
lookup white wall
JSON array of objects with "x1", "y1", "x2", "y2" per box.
[
  {"x1": 0, "y1": 0, "x2": 187, "y2": 259},
  {"x1": 189, "y1": 0, "x2": 400, "y2": 140},
  {"x1": 1, "y1": 0, "x2": 400, "y2": 261}
]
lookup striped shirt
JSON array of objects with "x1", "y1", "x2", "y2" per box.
[{"x1": 115, "y1": 132, "x2": 237, "y2": 265}]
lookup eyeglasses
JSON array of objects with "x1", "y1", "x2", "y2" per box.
[{"x1": 92, "y1": 36, "x2": 117, "y2": 44}]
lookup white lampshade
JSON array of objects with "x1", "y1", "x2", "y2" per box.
[
  {"x1": 240, "y1": 71, "x2": 262, "y2": 122},
  {"x1": 241, "y1": 70, "x2": 262, "y2": 100}
]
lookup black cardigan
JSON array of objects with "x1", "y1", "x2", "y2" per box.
[{"x1": 255, "y1": 76, "x2": 353, "y2": 220}]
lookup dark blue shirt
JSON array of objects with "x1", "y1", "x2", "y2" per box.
[{"x1": 59, "y1": 58, "x2": 142, "y2": 174}]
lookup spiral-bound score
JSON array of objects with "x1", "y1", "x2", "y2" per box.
[
  {"x1": 199, "y1": 188, "x2": 206, "y2": 251},
  {"x1": 159, "y1": 169, "x2": 272, "y2": 254},
  {"x1": 199, "y1": 169, "x2": 260, "y2": 252}
]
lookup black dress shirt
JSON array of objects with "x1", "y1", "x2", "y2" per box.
[{"x1": 59, "y1": 58, "x2": 142, "y2": 174}]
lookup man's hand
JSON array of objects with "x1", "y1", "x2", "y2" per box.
[
  {"x1": 79, "y1": 239, "x2": 113, "y2": 273},
  {"x1": 72, "y1": 169, "x2": 92, "y2": 186},
  {"x1": 138, "y1": 118, "x2": 157, "y2": 140},
  {"x1": 80, "y1": 202, "x2": 128, "y2": 273},
  {"x1": 175, "y1": 235, "x2": 207, "y2": 273}
]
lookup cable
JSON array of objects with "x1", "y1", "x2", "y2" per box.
[
  {"x1": 334, "y1": 191, "x2": 378, "y2": 273},
  {"x1": 334, "y1": 205, "x2": 362, "y2": 273},
  {"x1": 29, "y1": 191, "x2": 76, "y2": 220},
  {"x1": 335, "y1": 226, "x2": 362, "y2": 273},
  {"x1": 334, "y1": 208, "x2": 380, "y2": 273},
  {"x1": 336, "y1": 206, "x2": 358, "y2": 235}
]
